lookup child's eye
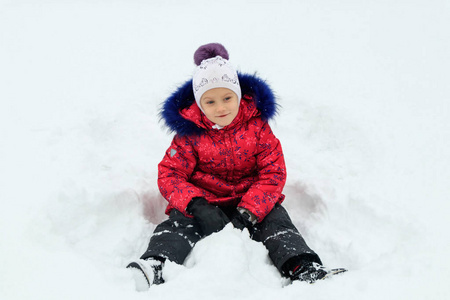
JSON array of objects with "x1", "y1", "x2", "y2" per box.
[
  {"x1": 224, "y1": 97, "x2": 231, "y2": 101},
  {"x1": 206, "y1": 100, "x2": 215, "y2": 105}
]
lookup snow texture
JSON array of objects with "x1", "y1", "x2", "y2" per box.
[{"x1": 1, "y1": 0, "x2": 449, "y2": 299}]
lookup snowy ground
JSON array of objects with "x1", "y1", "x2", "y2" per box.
[{"x1": 1, "y1": 0, "x2": 450, "y2": 299}]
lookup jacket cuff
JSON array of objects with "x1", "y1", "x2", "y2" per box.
[
  {"x1": 237, "y1": 207, "x2": 257, "y2": 225},
  {"x1": 237, "y1": 202, "x2": 273, "y2": 223}
]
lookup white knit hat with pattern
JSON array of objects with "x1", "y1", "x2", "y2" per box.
[{"x1": 192, "y1": 44, "x2": 241, "y2": 111}]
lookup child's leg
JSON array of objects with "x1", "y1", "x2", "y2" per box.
[
  {"x1": 251, "y1": 204, "x2": 322, "y2": 277},
  {"x1": 140, "y1": 209, "x2": 202, "y2": 264}
]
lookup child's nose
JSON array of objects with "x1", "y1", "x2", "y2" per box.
[{"x1": 217, "y1": 103, "x2": 226, "y2": 112}]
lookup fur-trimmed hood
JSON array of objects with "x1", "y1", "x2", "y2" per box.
[{"x1": 160, "y1": 73, "x2": 279, "y2": 136}]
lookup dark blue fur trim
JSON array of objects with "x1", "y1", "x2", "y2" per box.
[
  {"x1": 238, "y1": 73, "x2": 279, "y2": 121},
  {"x1": 159, "y1": 79, "x2": 204, "y2": 136},
  {"x1": 159, "y1": 73, "x2": 279, "y2": 136}
]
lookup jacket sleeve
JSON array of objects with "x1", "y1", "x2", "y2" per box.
[
  {"x1": 158, "y1": 134, "x2": 206, "y2": 215},
  {"x1": 239, "y1": 121, "x2": 287, "y2": 222}
]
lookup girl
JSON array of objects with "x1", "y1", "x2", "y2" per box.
[{"x1": 127, "y1": 43, "x2": 344, "y2": 291}]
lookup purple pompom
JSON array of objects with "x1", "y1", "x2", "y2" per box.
[{"x1": 193, "y1": 43, "x2": 229, "y2": 66}]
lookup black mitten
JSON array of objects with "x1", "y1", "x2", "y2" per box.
[
  {"x1": 187, "y1": 197, "x2": 230, "y2": 236},
  {"x1": 231, "y1": 208, "x2": 257, "y2": 230}
]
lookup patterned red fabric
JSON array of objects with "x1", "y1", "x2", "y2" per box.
[{"x1": 158, "y1": 95, "x2": 286, "y2": 222}]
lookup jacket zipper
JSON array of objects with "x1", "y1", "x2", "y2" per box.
[{"x1": 223, "y1": 131, "x2": 235, "y2": 182}]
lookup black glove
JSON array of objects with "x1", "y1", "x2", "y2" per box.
[
  {"x1": 231, "y1": 208, "x2": 257, "y2": 230},
  {"x1": 187, "y1": 197, "x2": 230, "y2": 236}
]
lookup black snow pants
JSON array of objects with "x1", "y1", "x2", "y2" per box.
[{"x1": 140, "y1": 203, "x2": 321, "y2": 277}]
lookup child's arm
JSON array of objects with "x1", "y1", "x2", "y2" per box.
[
  {"x1": 158, "y1": 135, "x2": 206, "y2": 214},
  {"x1": 239, "y1": 121, "x2": 287, "y2": 222}
]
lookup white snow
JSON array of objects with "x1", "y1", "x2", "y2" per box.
[{"x1": 1, "y1": 0, "x2": 449, "y2": 299}]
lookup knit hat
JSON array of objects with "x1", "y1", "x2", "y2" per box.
[{"x1": 192, "y1": 43, "x2": 241, "y2": 111}]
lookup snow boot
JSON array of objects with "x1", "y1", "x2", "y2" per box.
[
  {"x1": 127, "y1": 258, "x2": 164, "y2": 291},
  {"x1": 290, "y1": 261, "x2": 347, "y2": 284}
]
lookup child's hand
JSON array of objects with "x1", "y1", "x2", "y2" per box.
[
  {"x1": 231, "y1": 208, "x2": 257, "y2": 230},
  {"x1": 187, "y1": 197, "x2": 230, "y2": 236}
]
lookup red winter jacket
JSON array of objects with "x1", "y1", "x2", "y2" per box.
[{"x1": 158, "y1": 73, "x2": 286, "y2": 222}]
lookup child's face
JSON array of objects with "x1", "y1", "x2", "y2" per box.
[{"x1": 200, "y1": 88, "x2": 239, "y2": 127}]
